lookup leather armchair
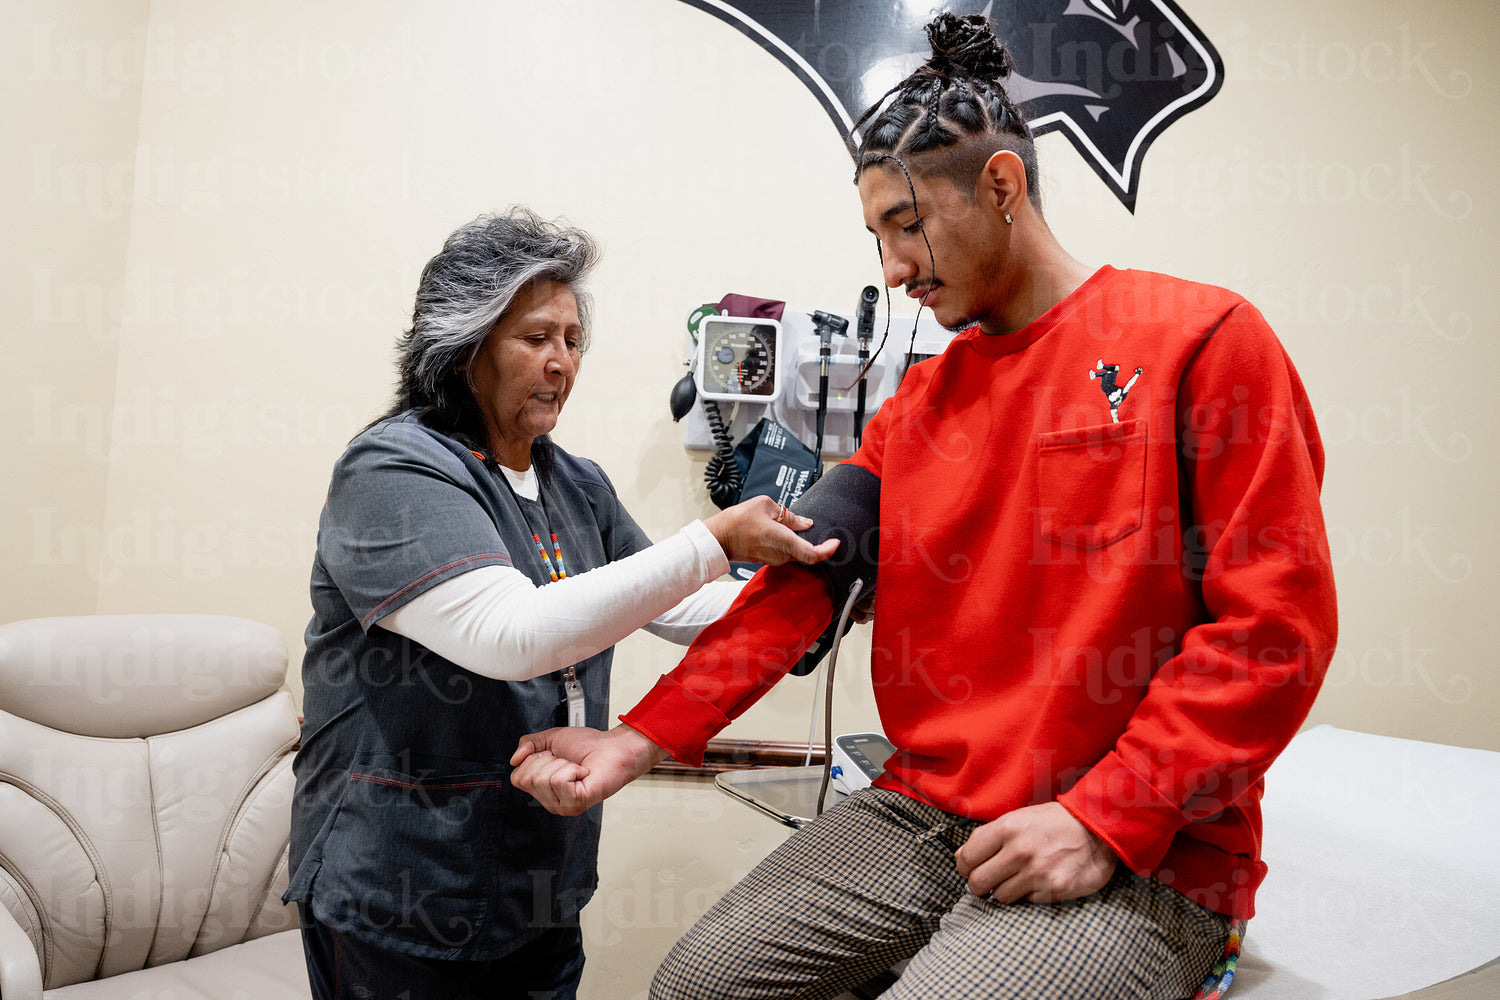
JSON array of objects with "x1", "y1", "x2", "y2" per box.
[{"x1": 0, "y1": 615, "x2": 311, "y2": 998}]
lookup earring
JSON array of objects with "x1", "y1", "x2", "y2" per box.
[{"x1": 1004, "y1": 211, "x2": 1014, "y2": 225}]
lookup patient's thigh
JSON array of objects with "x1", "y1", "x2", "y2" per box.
[
  {"x1": 884, "y1": 869, "x2": 1232, "y2": 1000},
  {"x1": 650, "y1": 787, "x2": 970, "y2": 1000}
]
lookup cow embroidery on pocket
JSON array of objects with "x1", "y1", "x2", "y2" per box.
[{"x1": 1088, "y1": 359, "x2": 1143, "y2": 423}]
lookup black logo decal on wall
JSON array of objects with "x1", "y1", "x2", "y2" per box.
[{"x1": 676, "y1": 0, "x2": 1223, "y2": 212}]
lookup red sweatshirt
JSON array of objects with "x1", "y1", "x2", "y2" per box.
[{"x1": 624, "y1": 267, "x2": 1337, "y2": 919}]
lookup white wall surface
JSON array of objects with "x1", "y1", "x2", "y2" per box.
[{"x1": 4, "y1": 2, "x2": 1496, "y2": 997}]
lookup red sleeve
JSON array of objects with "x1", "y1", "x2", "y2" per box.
[
  {"x1": 621, "y1": 361, "x2": 914, "y2": 765},
  {"x1": 620, "y1": 565, "x2": 831, "y2": 766},
  {"x1": 615, "y1": 355, "x2": 942, "y2": 761},
  {"x1": 1058, "y1": 303, "x2": 1338, "y2": 872}
]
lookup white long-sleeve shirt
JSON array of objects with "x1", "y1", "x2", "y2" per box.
[{"x1": 378, "y1": 463, "x2": 740, "y2": 681}]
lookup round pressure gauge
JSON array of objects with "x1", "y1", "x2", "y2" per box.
[{"x1": 696, "y1": 317, "x2": 782, "y2": 402}]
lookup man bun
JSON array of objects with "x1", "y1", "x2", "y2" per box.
[
  {"x1": 926, "y1": 12, "x2": 1014, "y2": 81},
  {"x1": 850, "y1": 10, "x2": 1041, "y2": 213}
]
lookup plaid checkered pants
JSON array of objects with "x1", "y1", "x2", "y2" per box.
[{"x1": 651, "y1": 787, "x2": 1232, "y2": 1000}]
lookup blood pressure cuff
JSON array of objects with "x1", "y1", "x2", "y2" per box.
[
  {"x1": 734, "y1": 418, "x2": 818, "y2": 508},
  {"x1": 724, "y1": 418, "x2": 821, "y2": 580},
  {"x1": 790, "y1": 463, "x2": 881, "y2": 605}
]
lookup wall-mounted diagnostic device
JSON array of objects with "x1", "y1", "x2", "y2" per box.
[
  {"x1": 678, "y1": 303, "x2": 956, "y2": 461},
  {"x1": 830, "y1": 732, "x2": 898, "y2": 795},
  {"x1": 695, "y1": 316, "x2": 783, "y2": 403}
]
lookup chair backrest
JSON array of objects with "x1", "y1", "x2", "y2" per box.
[{"x1": 0, "y1": 615, "x2": 300, "y2": 989}]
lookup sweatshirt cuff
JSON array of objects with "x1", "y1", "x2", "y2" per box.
[
  {"x1": 682, "y1": 519, "x2": 731, "y2": 581},
  {"x1": 1056, "y1": 750, "x2": 1187, "y2": 874},
  {"x1": 619, "y1": 674, "x2": 733, "y2": 768}
]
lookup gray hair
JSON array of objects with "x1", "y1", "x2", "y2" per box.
[{"x1": 375, "y1": 206, "x2": 601, "y2": 451}]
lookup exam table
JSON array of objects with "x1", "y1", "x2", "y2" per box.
[{"x1": 716, "y1": 726, "x2": 1500, "y2": 1000}]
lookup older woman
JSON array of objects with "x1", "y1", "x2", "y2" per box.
[{"x1": 283, "y1": 208, "x2": 833, "y2": 1000}]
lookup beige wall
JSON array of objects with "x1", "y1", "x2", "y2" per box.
[
  {"x1": 5, "y1": 1, "x2": 1496, "y2": 996},
  {"x1": 2, "y1": 0, "x2": 151, "y2": 616}
]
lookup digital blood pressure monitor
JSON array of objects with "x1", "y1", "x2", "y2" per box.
[{"x1": 830, "y1": 732, "x2": 897, "y2": 794}]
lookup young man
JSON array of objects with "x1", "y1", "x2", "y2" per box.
[{"x1": 512, "y1": 13, "x2": 1336, "y2": 998}]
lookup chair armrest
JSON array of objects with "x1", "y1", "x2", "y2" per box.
[{"x1": 0, "y1": 903, "x2": 42, "y2": 1000}]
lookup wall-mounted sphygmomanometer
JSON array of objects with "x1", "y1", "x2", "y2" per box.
[
  {"x1": 695, "y1": 317, "x2": 783, "y2": 402},
  {"x1": 675, "y1": 297, "x2": 956, "y2": 463}
]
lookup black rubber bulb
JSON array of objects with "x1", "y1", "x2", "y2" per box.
[{"x1": 669, "y1": 372, "x2": 698, "y2": 422}]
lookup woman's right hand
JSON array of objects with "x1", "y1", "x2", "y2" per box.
[{"x1": 703, "y1": 495, "x2": 839, "y2": 567}]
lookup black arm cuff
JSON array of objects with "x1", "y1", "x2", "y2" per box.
[{"x1": 790, "y1": 463, "x2": 880, "y2": 605}]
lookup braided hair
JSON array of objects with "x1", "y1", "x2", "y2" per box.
[{"x1": 851, "y1": 13, "x2": 1040, "y2": 211}]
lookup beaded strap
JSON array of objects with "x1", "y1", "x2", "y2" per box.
[{"x1": 1192, "y1": 920, "x2": 1244, "y2": 1000}]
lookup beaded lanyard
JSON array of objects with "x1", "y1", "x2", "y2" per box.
[
  {"x1": 530, "y1": 526, "x2": 568, "y2": 582},
  {"x1": 481, "y1": 450, "x2": 586, "y2": 726},
  {"x1": 475, "y1": 449, "x2": 569, "y2": 580},
  {"x1": 522, "y1": 491, "x2": 583, "y2": 724}
]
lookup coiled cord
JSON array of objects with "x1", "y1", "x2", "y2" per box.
[{"x1": 701, "y1": 399, "x2": 743, "y2": 508}]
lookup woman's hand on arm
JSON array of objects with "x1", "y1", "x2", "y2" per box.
[
  {"x1": 703, "y1": 495, "x2": 838, "y2": 567},
  {"x1": 509, "y1": 724, "x2": 667, "y2": 816}
]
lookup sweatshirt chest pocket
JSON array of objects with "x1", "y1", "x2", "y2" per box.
[{"x1": 1034, "y1": 418, "x2": 1147, "y2": 550}]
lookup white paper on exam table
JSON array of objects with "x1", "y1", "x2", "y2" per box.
[{"x1": 1233, "y1": 725, "x2": 1500, "y2": 999}]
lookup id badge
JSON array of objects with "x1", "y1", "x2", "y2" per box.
[{"x1": 563, "y1": 669, "x2": 586, "y2": 728}]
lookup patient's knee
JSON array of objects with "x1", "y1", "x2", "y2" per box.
[{"x1": 648, "y1": 921, "x2": 743, "y2": 1000}]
